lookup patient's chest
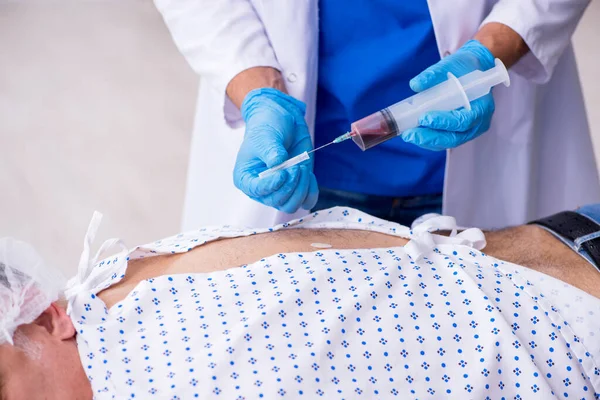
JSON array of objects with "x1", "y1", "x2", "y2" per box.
[
  {"x1": 76, "y1": 244, "x2": 598, "y2": 399},
  {"x1": 98, "y1": 229, "x2": 408, "y2": 310}
]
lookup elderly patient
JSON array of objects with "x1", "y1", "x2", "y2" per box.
[{"x1": 1, "y1": 207, "x2": 600, "y2": 400}]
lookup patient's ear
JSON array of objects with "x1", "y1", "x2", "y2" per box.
[{"x1": 34, "y1": 302, "x2": 75, "y2": 340}]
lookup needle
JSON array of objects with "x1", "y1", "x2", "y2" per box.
[
  {"x1": 307, "y1": 141, "x2": 335, "y2": 155},
  {"x1": 259, "y1": 132, "x2": 354, "y2": 179},
  {"x1": 307, "y1": 131, "x2": 354, "y2": 156}
]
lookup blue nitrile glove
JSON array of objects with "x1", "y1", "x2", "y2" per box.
[
  {"x1": 401, "y1": 40, "x2": 497, "y2": 151},
  {"x1": 233, "y1": 88, "x2": 319, "y2": 213}
]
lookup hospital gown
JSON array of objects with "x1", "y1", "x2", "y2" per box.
[{"x1": 66, "y1": 207, "x2": 600, "y2": 399}]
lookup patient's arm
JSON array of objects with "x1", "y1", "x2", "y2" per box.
[{"x1": 483, "y1": 225, "x2": 600, "y2": 298}]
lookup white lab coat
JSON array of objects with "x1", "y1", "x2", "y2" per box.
[{"x1": 155, "y1": 0, "x2": 600, "y2": 230}]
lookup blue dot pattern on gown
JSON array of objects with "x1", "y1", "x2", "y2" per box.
[{"x1": 68, "y1": 207, "x2": 600, "y2": 399}]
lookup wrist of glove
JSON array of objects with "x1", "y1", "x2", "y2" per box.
[
  {"x1": 241, "y1": 88, "x2": 306, "y2": 125},
  {"x1": 233, "y1": 88, "x2": 319, "y2": 214},
  {"x1": 401, "y1": 40, "x2": 497, "y2": 151}
]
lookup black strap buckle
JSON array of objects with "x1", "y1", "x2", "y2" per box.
[{"x1": 529, "y1": 211, "x2": 600, "y2": 270}]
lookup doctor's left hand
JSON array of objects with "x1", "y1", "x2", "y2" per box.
[
  {"x1": 402, "y1": 40, "x2": 497, "y2": 151},
  {"x1": 233, "y1": 88, "x2": 319, "y2": 214}
]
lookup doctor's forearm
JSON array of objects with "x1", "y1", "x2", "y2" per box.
[
  {"x1": 226, "y1": 67, "x2": 287, "y2": 109},
  {"x1": 474, "y1": 22, "x2": 530, "y2": 69}
]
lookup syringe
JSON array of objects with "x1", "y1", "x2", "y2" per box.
[
  {"x1": 258, "y1": 58, "x2": 509, "y2": 178},
  {"x1": 347, "y1": 58, "x2": 510, "y2": 151}
]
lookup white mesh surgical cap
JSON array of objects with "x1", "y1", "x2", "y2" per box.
[{"x1": 0, "y1": 238, "x2": 65, "y2": 345}]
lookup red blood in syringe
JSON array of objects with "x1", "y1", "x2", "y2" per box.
[{"x1": 350, "y1": 109, "x2": 399, "y2": 151}]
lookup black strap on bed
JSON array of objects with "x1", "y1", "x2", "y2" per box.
[{"x1": 529, "y1": 211, "x2": 600, "y2": 269}]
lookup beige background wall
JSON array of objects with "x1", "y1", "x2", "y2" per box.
[{"x1": 1, "y1": 0, "x2": 599, "y2": 276}]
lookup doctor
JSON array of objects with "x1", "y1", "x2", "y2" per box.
[{"x1": 155, "y1": 0, "x2": 600, "y2": 230}]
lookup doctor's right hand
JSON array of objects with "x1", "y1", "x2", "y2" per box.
[{"x1": 233, "y1": 88, "x2": 319, "y2": 214}]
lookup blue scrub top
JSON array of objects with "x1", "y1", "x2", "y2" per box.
[{"x1": 314, "y1": 0, "x2": 445, "y2": 197}]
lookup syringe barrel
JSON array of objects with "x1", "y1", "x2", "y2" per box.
[
  {"x1": 350, "y1": 58, "x2": 509, "y2": 152},
  {"x1": 351, "y1": 73, "x2": 469, "y2": 151}
]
